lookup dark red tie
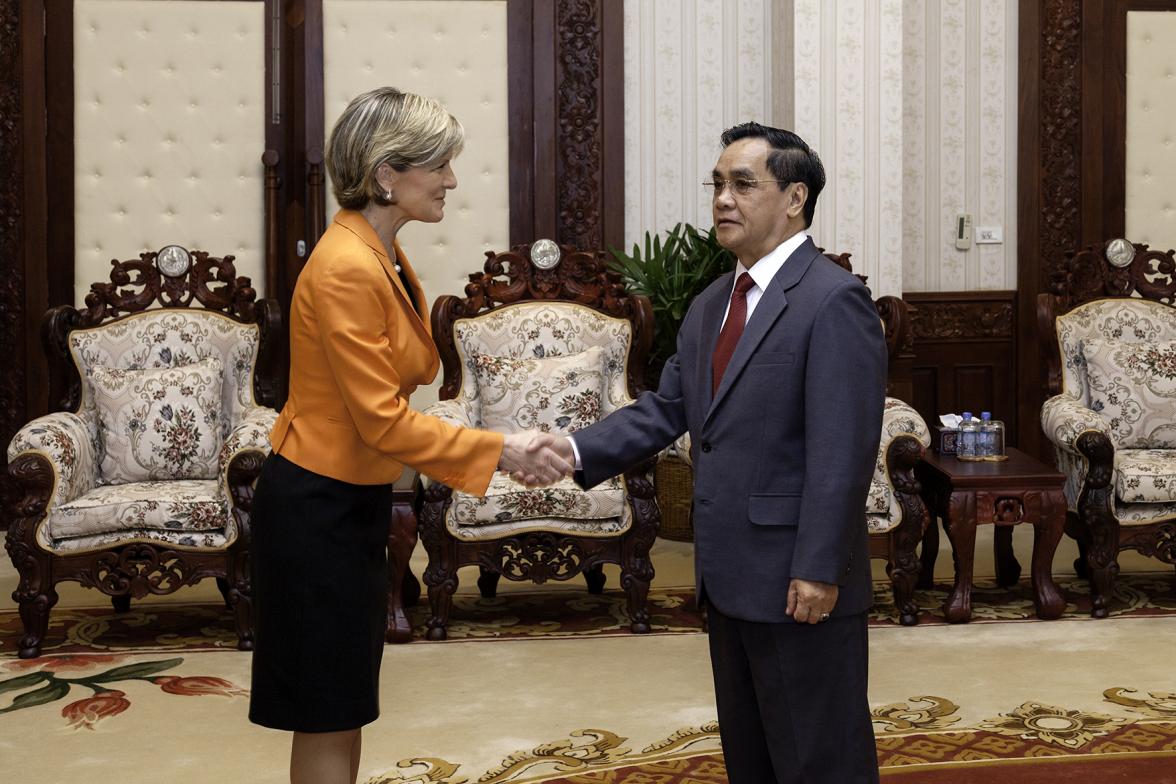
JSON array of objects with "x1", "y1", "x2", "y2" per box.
[{"x1": 712, "y1": 273, "x2": 756, "y2": 395}]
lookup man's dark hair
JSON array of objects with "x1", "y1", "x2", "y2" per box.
[{"x1": 720, "y1": 122, "x2": 825, "y2": 228}]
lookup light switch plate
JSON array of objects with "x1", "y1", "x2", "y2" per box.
[{"x1": 976, "y1": 226, "x2": 1003, "y2": 244}]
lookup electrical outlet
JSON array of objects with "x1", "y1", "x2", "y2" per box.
[
  {"x1": 976, "y1": 226, "x2": 1003, "y2": 244},
  {"x1": 955, "y1": 214, "x2": 973, "y2": 250}
]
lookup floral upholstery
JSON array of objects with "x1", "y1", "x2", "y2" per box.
[
  {"x1": 7, "y1": 309, "x2": 273, "y2": 553},
  {"x1": 69, "y1": 310, "x2": 261, "y2": 443},
  {"x1": 867, "y1": 398, "x2": 931, "y2": 535},
  {"x1": 1044, "y1": 298, "x2": 1176, "y2": 524},
  {"x1": 47, "y1": 480, "x2": 226, "y2": 547},
  {"x1": 473, "y1": 347, "x2": 605, "y2": 434},
  {"x1": 450, "y1": 302, "x2": 633, "y2": 424},
  {"x1": 423, "y1": 302, "x2": 640, "y2": 541},
  {"x1": 217, "y1": 406, "x2": 278, "y2": 500},
  {"x1": 91, "y1": 359, "x2": 224, "y2": 483},
  {"x1": 1081, "y1": 338, "x2": 1176, "y2": 448},
  {"x1": 1113, "y1": 449, "x2": 1176, "y2": 504},
  {"x1": 7, "y1": 412, "x2": 98, "y2": 515},
  {"x1": 447, "y1": 473, "x2": 625, "y2": 526}
]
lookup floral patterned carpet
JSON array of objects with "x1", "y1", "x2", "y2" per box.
[
  {"x1": 2, "y1": 566, "x2": 1175, "y2": 783},
  {"x1": 2, "y1": 571, "x2": 1173, "y2": 657}
]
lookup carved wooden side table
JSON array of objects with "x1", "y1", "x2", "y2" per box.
[{"x1": 916, "y1": 448, "x2": 1067, "y2": 622}]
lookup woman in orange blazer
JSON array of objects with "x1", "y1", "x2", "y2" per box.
[{"x1": 248, "y1": 87, "x2": 569, "y2": 784}]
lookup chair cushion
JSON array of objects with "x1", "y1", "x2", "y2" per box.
[
  {"x1": 1082, "y1": 338, "x2": 1176, "y2": 448},
  {"x1": 448, "y1": 472, "x2": 625, "y2": 527},
  {"x1": 48, "y1": 479, "x2": 227, "y2": 542},
  {"x1": 473, "y1": 346, "x2": 605, "y2": 434},
  {"x1": 91, "y1": 359, "x2": 224, "y2": 483},
  {"x1": 1114, "y1": 449, "x2": 1176, "y2": 503}
]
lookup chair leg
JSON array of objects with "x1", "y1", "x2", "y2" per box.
[
  {"x1": 111, "y1": 594, "x2": 131, "y2": 613},
  {"x1": 229, "y1": 586, "x2": 254, "y2": 651},
  {"x1": 1085, "y1": 504, "x2": 1120, "y2": 619},
  {"x1": 16, "y1": 588, "x2": 59, "y2": 659},
  {"x1": 215, "y1": 577, "x2": 233, "y2": 609},
  {"x1": 584, "y1": 564, "x2": 606, "y2": 594},
  {"x1": 419, "y1": 487, "x2": 458, "y2": 641},
  {"x1": 477, "y1": 567, "x2": 500, "y2": 599}
]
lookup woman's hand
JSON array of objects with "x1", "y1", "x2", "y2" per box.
[{"x1": 499, "y1": 431, "x2": 573, "y2": 487}]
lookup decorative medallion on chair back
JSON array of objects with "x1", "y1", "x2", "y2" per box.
[
  {"x1": 1038, "y1": 241, "x2": 1176, "y2": 617},
  {"x1": 5, "y1": 248, "x2": 281, "y2": 657},
  {"x1": 418, "y1": 242, "x2": 658, "y2": 640}
]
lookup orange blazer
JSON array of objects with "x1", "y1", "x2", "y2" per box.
[{"x1": 270, "y1": 210, "x2": 503, "y2": 493}]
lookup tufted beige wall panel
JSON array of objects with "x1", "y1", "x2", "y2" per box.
[
  {"x1": 73, "y1": 0, "x2": 266, "y2": 303},
  {"x1": 324, "y1": 0, "x2": 509, "y2": 406},
  {"x1": 323, "y1": 1, "x2": 509, "y2": 300},
  {"x1": 1126, "y1": 11, "x2": 1176, "y2": 250}
]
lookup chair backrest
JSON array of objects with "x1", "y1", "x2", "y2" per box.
[
  {"x1": 1039, "y1": 242, "x2": 1176, "y2": 400},
  {"x1": 46, "y1": 248, "x2": 281, "y2": 437},
  {"x1": 431, "y1": 242, "x2": 654, "y2": 421}
]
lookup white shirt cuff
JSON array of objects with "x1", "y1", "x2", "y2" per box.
[{"x1": 567, "y1": 436, "x2": 583, "y2": 471}]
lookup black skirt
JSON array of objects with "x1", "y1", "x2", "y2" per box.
[{"x1": 248, "y1": 453, "x2": 393, "y2": 733}]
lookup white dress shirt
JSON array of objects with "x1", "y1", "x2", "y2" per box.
[{"x1": 567, "y1": 231, "x2": 809, "y2": 470}]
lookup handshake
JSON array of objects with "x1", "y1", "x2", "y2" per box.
[{"x1": 498, "y1": 432, "x2": 577, "y2": 487}]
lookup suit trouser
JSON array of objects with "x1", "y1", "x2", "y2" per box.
[{"x1": 707, "y1": 604, "x2": 879, "y2": 784}]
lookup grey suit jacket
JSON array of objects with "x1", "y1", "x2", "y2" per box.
[{"x1": 573, "y1": 237, "x2": 886, "y2": 623}]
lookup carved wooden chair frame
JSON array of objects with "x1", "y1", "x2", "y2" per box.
[
  {"x1": 418, "y1": 243, "x2": 659, "y2": 640},
  {"x1": 1038, "y1": 242, "x2": 1176, "y2": 617},
  {"x1": 5, "y1": 250, "x2": 281, "y2": 657}
]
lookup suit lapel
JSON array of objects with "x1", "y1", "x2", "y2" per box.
[{"x1": 704, "y1": 238, "x2": 820, "y2": 422}]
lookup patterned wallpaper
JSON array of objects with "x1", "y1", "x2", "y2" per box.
[
  {"x1": 621, "y1": 0, "x2": 1019, "y2": 296},
  {"x1": 898, "y1": 0, "x2": 1018, "y2": 292},
  {"x1": 621, "y1": 0, "x2": 773, "y2": 250},
  {"x1": 1125, "y1": 11, "x2": 1176, "y2": 250}
]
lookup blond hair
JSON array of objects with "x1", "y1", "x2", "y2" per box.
[{"x1": 326, "y1": 87, "x2": 464, "y2": 210}]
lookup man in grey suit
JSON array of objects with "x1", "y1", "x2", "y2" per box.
[{"x1": 531, "y1": 123, "x2": 885, "y2": 782}]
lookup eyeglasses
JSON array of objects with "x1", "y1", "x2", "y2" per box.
[{"x1": 703, "y1": 178, "x2": 790, "y2": 197}]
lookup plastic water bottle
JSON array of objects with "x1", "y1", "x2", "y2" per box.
[
  {"x1": 981, "y1": 414, "x2": 1006, "y2": 461},
  {"x1": 979, "y1": 412, "x2": 994, "y2": 458},
  {"x1": 958, "y1": 412, "x2": 979, "y2": 460}
]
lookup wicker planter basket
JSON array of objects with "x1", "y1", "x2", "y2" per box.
[{"x1": 654, "y1": 452, "x2": 694, "y2": 542}]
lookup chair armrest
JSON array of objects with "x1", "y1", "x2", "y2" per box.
[
  {"x1": 1041, "y1": 394, "x2": 1111, "y2": 456},
  {"x1": 877, "y1": 398, "x2": 930, "y2": 494},
  {"x1": 418, "y1": 398, "x2": 479, "y2": 489},
  {"x1": 881, "y1": 398, "x2": 931, "y2": 448},
  {"x1": 7, "y1": 411, "x2": 97, "y2": 510},
  {"x1": 421, "y1": 398, "x2": 478, "y2": 429},
  {"x1": 218, "y1": 406, "x2": 277, "y2": 502}
]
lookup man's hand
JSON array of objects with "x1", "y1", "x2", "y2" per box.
[
  {"x1": 499, "y1": 431, "x2": 573, "y2": 487},
  {"x1": 525, "y1": 432, "x2": 575, "y2": 474},
  {"x1": 786, "y1": 578, "x2": 839, "y2": 624}
]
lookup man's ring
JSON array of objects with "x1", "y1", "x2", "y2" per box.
[{"x1": 819, "y1": 612, "x2": 831, "y2": 622}]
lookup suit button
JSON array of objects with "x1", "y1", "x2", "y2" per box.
[{"x1": 701, "y1": 442, "x2": 712, "y2": 453}]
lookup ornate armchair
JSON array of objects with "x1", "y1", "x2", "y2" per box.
[
  {"x1": 5, "y1": 248, "x2": 280, "y2": 657},
  {"x1": 1039, "y1": 241, "x2": 1176, "y2": 617},
  {"x1": 418, "y1": 242, "x2": 659, "y2": 640}
]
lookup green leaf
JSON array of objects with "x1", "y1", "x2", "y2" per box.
[
  {"x1": 88, "y1": 657, "x2": 184, "y2": 684},
  {"x1": 0, "y1": 680, "x2": 71, "y2": 713},
  {"x1": 0, "y1": 672, "x2": 46, "y2": 695}
]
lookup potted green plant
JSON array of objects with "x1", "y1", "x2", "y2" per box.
[
  {"x1": 608, "y1": 223, "x2": 734, "y2": 542},
  {"x1": 608, "y1": 222, "x2": 735, "y2": 387}
]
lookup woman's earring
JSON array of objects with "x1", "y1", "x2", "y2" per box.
[{"x1": 385, "y1": 190, "x2": 393, "y2": 201}]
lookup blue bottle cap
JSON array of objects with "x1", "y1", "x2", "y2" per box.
[
  {"x1": 981, "y1": 411, "x2": 991, "y2": 420},
  {"x1": 962, "y1": 411, "x2": 973, "y2": 419}
]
